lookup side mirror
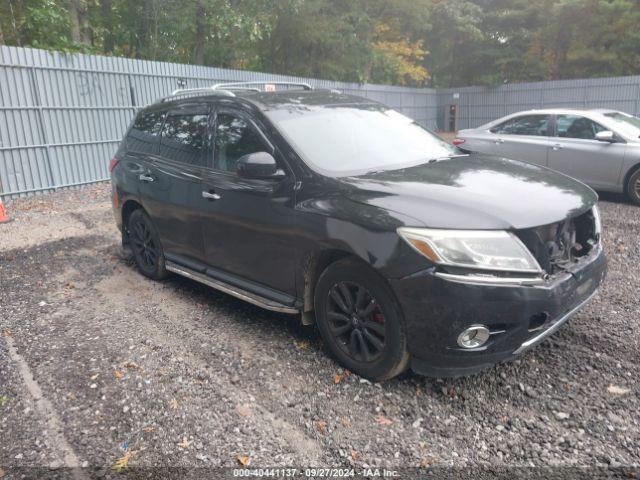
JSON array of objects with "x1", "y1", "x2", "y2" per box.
[
  {"x1": 236, "y1": 152, "x2": 285, "y2": 179},
  {"x1": 595, "y1": 130, "x2": 616, "y2": 143}
]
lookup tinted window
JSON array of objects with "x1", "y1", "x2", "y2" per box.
[
  {"x1": 214, "y1": 113, "x2": 268, "y2": 173},
  {"x1": 491, "y1": 115, "x2": 550, "y2": 136},
  {"x1": 159, "y1": 113, "x2": 209, "y2": 165},
  {"x1": 265, "y1": 106, "x2": 458, "y2": 176},
  {"x1": 127, "y1": 110, "x2": 165, "y2": 154},
  {"x1": 555, "y1": 115, "x2": 606, "y2": 140}
]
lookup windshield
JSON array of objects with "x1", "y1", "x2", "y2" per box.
[
  {"x1": 603, "y1": 111, "x2": 640, "y2": 138},
  {"x1": 266, "y1": 104, "x2": 459, "y2": 175}
]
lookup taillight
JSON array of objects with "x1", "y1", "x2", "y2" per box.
[
  {"x1": 452, "y1": 138, "x2": 466, "y2": 146},
  {"x1": 108, "y1": 157, "x2": 120, "y2": 172}
]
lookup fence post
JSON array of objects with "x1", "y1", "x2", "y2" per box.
[{"x1": 27, "y1": 66, "x2": 57, "y2": 191}]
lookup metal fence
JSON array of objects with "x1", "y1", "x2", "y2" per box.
[
  {"x1": 437, "y1": 76, "x2": 640, "y2": 131},
  {"x1": 2, "y1": 44, "x2": 640, "y2": 198},
  {"x1": 0, "y1": 45, "x2": 438, "y2": 198}
]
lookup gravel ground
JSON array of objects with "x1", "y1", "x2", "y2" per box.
[{"x1": 0, "y1": 184, "x2": 638, "y2": 477}]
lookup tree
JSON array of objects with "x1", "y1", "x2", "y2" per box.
[{"x1": 0, "y1": 0, "x2": 638, "y2": 86}]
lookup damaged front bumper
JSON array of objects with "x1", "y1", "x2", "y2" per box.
[{"x1": 389, "y1": 246, "x2": 607, "y2": 378}]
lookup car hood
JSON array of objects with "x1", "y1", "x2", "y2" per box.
[{"x1": 337, "y1": 154, "x2": 598, "y2": 230}]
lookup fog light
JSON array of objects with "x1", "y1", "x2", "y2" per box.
[{"x1": 457, "y1": 325, "x2": 490, "y2": 349}]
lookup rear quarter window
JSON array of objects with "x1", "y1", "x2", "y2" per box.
[
  {"x1": 490, "y1": 115, "x2": 550, "y2": 136},
  {"x1": 159, "y1": 112, "x2": 210, "y2": 166},
  {"x1": 127, "y1": 110, "x2": 166, "y2": 154}
]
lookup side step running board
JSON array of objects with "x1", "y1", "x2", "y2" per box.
[{"x1": 165, "y1": 261, "x2": 299, "y2": 314}]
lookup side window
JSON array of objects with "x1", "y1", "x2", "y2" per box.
[
  {"x1": 213, "y1": 112, "x2": 269, "y2": 173},
  {"x1": 491, "y1": 115, "x2": 550, "y2": 136},
  {"x1": 555, "y1": 115, "x2": 606, "y2": 140},
  {"x1": 127, "y1": 110, "x2": 165, "y2": 154},
  {"x1": 159, "y1": 112, "x2": 209, "y2": 166}
]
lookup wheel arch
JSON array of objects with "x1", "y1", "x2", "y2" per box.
[
  {"x1": 623, "y1": 161, "x2": 640, "y2": 194},
  {"x1": 301, "y1": 249, "x2": 395, "y2": 324},
  {"x1": 301, "y1": 249, "x2": 355, "y2": 321},
  {"x1": 120, "y1": 199, "x2": 145, "y2": 244},
  {"x1": 121, "y1": 199, "x2": 144, "y2": 227}
]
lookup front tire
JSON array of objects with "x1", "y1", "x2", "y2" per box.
[
  {"x1": 128, "y1": 209, "x2": 169, "y2": 280},
  {"x1": 627, "y1": 168, "x2": 640, "y2": 206},
  {"x1": 314, "y1": 258, "x2": 409, "y2": 381}
]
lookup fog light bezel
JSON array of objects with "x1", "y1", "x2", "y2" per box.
[{"x1": 457, "y1": 325, "x2": 490, "y2": 349}]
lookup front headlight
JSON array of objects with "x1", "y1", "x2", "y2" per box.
[{"x1": 397, "y1": 227, "x2": 542, "y2": 273}]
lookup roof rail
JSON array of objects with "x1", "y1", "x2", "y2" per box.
[
  {"x1": 160, "y1": 86, "x2": 236, "y2": 102},
  {"x1": 211, "y1": 81, "x2": 313, "y2": 91},
  {"x1": 158, "y1": 81, "x2": 313, "y2": 103}
]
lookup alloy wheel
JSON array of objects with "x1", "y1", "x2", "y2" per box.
[
  {"x1": 130, "y1": 219, "x2": 158, "y2": 270},
  {"x1": 325, "y1": 281, "x2": 387, "y2": 363}
]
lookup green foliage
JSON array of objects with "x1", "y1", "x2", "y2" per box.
[{"x1": 0, "y1": 0, "x2": 638, "y2": 87}]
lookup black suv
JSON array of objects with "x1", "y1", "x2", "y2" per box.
[{"x1": 110, "y1": 82, "x2": 607, "y2": 381}]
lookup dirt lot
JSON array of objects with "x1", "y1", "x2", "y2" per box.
[{"x1": 0, "y1": 183, "x2": 639, "y2": 476}]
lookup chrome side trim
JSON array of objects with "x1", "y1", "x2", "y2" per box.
[
  {"x1": 512, "y1": 289, "x2": 598, "y2": 355},
  {"x1": 434, "y1": 272, "x2": 546, "y2": 286},
  {"x1": 166, "y1": 261, "x2": 299, "y2": 314}
]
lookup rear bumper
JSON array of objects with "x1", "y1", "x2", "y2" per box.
[{"x1": 389, "y1": 247, "x2": 607, "y2": 378}]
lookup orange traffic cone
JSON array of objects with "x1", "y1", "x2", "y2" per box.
[{"x1": 0, "y1": 199, "x2": 11, "y2": 224}]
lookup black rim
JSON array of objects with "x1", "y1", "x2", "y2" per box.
[
  {"x1": 130, "y1": 218, "x2": 159, "y2": 270},
  {"x1": 325, "y1": 281, "x2": 387, "y2": 363}
]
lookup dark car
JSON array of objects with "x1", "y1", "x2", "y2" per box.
[{"x1": 110, "y1": 82, "x2": 607, "y2": 381}]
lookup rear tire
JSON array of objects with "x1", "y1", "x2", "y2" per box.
[
  {"x1": 626, "y1": 168, "x2": 640, "y2": 206},
  {"x1": 314, "y1": 258, "x2": 409, "y2": 381},
  {"x1": 128, "y1": 209, "x2": 169, "y2": 280}
]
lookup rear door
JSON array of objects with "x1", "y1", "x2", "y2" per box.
[
  {"x1": 120, "y1": 109, "x2": 165, "y2": 198},
  {"x1": 489, "y1": 114, "x2": 552, "y2": 166},
  {"x1": 199, "y1": 107, "x2": 298, "y2": 297},
  {"x1": 139, "y1": 103, "x2": 210, "y2": 262},
  {"x1": 548, "y1": 114, "x2": 626, "y2": 189}
]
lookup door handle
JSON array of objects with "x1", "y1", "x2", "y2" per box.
[
  {"x1": 552, "y1": 143, "x2": 562, "y2": 151},
  {"x1": 139, "y1": 174, "x2": 155, "y2": 182},
  {"x1": 202, "y1": 190, "x2": 221, "y2": 200}
]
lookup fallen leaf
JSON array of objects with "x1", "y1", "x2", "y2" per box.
[
  {"x1": 0, "y1": 396, "x2": 8, "y2": 407},
  {"x1": 350, "y1": 450, "x2": 360, "y2": 461},
  {"x1": 112, "y1": 451, "x2": 134, "y2": 472},
  {"x1": 237, "y1": 455, "x2": 251, "y2": 466},
  {"x1": 90, "y1": 373, "x2": 100, "y2": 381},
  {"x1": 333, "y1": 370, "x2": 351, "y2": 384},
  {"x1": 0, "y1": 467, "x2": 5, "y2": 477},
  {"x1": 178, "y1": 437, "x2": 192, "y2": 449},
  {"x1": 375, "y1": 414, "x2": 393, "y2": 426},
  {"x1": 314, "y1": 420, "x2": 328, "y2": 435},
  {"x1": 294, "y1": 340, "x2": 310, "y2": 350},
  {"x1": 143, "y1": 426, "x2": 155, "y2": 433},
  {"x1": 114, "y1": 370, "x2": 125, "y2": 379},
  {"x1": 340, "y1": 417, "x2": 351, "y2": 427},
  {"x1": 419, "y1": 457, "x2": 434, "y2": 468},
  {"x1": 607, "y1": 384, "x2": 630, "y2": 395},
  {"x1": 2, "y1": 330, "x2": 12, "y2": 337},
  {"x1": 235, "y1": 404, "x2": 252, "y2": 417},
  {"x1": 124, "y1": 361, "x2": 140, "y2": 370},
  {"x1": 169, "y1": 398, "x2": 179, "y2": 410}
]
